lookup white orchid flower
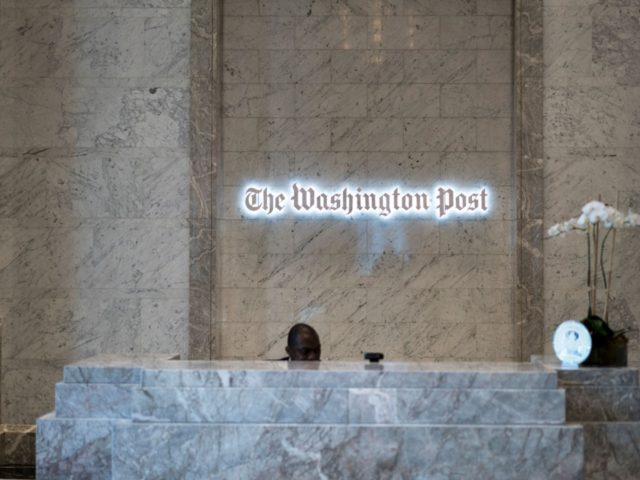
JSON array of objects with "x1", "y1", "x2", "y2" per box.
[
  {"x1": 576, "y1": 214, "x2": 588, "y2": 228},
  {"x1": 626, "y1": 211, "x2": 640, "y2": 226},
  {"x1": 548, "y1": 224, "x2": 562, "y2": 237}
]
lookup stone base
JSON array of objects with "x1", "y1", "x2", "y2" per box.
[
  {"x1": 556, "y1": 367, "x2": 640, "y2": 479},
  {"x1": 37, "y1": 416, "x2": 584, "y2": 480},
  {"x1": 584, "y1": 422, "x2": 640, "y2": 479},
  {"x1": 0, "y1": 424, "x2": 35, "y2": 466},
  {"x1": 37, "y1": 356, "x2": 587, "y2": 479}
]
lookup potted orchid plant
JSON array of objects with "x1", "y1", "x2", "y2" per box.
[{"x1": 548, "y1": 200, "x2": 640, "y2": 366}]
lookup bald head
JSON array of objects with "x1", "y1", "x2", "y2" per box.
[{"x1": 286, "y1": 323, "x2": 321, "y2": 361}]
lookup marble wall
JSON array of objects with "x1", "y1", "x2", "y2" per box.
[
  {"x1": 0, "y1": 0, "x2": 191, "y2": 423},
  {"x1": 543, "y1": 0, "x2": 640, "y2": 365},
  {"x1": 217, "y1": 0, "x2": 516, "y2": 361}
]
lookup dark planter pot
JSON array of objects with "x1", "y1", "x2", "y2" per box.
[{"x1": 583, "y1": 334, "x2": 628, "y2": 367}]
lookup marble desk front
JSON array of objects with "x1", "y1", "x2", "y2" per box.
[{"x1": 37, "y1": 356, "x2": 585, "y2": 479}]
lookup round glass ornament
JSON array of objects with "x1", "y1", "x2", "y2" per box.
[{"x1": 553, "y1": 320, "x2": 592, "y2": 369}]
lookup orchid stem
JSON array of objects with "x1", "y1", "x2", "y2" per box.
[
  {"x1": 600, "y1": 228, "x2": 612, "y2": 289},
  {"x1": 587, "y1": 224, "x2": 593, "y2": 316},
  {"x1": 604, "y1": 227, "x2": 617, "y2": 322},
  {"x1": 603, "y1": 194, "x2": 621, "y2": 322},
  {"x1": 593, "y1": 222, "x2": 599, "y2": 316}
]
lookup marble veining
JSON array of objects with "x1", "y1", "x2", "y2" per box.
[
  {"x1": 49, "y1": 357, "x2": 640, "y2": 477},
  {"x1": 543, "y1": 0, "x2": 640, "y2": 365},
  {"x1": 1, "y1": 0, "x2": 192, "y2": 424},
  {"x1": 215, "y1": 0, "x2": 518, "y2": 363},
  {"x1": 109, "y1": 424, "x2": 583, "y2": 479}
]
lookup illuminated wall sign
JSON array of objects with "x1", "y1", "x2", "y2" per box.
[{"x1": 241, "y1": 183, "x2": 490, "y2": 220}]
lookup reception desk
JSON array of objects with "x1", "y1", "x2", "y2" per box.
[{"x1": 36, "y1": 356, "x2": 639, "y2": 479}]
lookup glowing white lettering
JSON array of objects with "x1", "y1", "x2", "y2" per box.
[{"x1": 240, "y1": 183, "x2": 491, "y2": 220}]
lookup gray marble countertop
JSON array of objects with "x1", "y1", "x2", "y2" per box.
[{"x1": 68, "y1": 354, "x2": 554, "y2": 372}]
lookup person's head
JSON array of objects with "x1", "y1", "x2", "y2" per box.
[{"x1": 286, "y1": 323, "x2": 321, "y2": 361}]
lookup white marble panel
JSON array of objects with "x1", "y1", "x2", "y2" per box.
[
  {"x1": 293, "y1": 152, "x2": 368, "y2": 185},
  {"x1": 439, "y1": 220, "x2": 510, "y2": 255},
  {"x1": 222, "y1": 118, "x2": 259, "y2": 151},
  {"x1": 441, "y1": 84, "x2": 511, "y2": 118},
  {"x1": 440, "y1": 151, "x2": 511, "y2": 186},
  {"x1": 367, "y1": 221, "x2": 439, "y2": 254},
  {"x1": 221, "y1": 186, "x2": 253, "y2": 220},
  {"x1": 47, "y1": 156, "x2": 140, "y2": 219},
  {"x1": 331, "y1": 118, "x2": 404, "y2": 151},
  {"x1": 484, "y1": 16, "x2": 512, "y2": 49},
  {"x1": 476, "y1": 118, "x2": 511, "y2": 151},
  {"x1": 220, "y1": 288, "x2": 295, "y2": 324},
  {"x1": 223, "y1": 84, "x2": 296, "y2": 117},
  {"x1": 223, "y1": 50, "x2": 260, "y2": 84},
  {"x1": 592, "y1": 7, "x2": 640, "y2": 85},
  {"x1": 2, "y1": 1, "x2": 191, "y2": 6},
  {"x1": 0, "y1": 220, "x2": 18, "y2": 289},
  {"x1": 477, "y1": 50, "x2": 511, "y2": 83},
  {"x1": 545, "y1": 86, "x2": 640, "y2": 148},
  {"x1": 440, "y1": 16, "x2": 491, "y2": 49},
  {"x1": 0, "y1": 10, "x2": 150, "y2": 79},
  {"x1": 367, "y1": 84, "x2": 439, "y2": 118},
  {"x1": 258, "y1": 118, "x2": 331, "y2": 151},
  {"x1": 63, "y1": 86, "x2": 189, "y2": 148},
  {"x1": 0, "y1": 11, "x2": 61, "y2": 77},
  {"x1": 219, "y1": 254, "x2": 259, "y2": 288},
  {"x1": 224, "y1": 0, "x2": 259, "y2": 16},
  {"x1": 487, "y1": 187, "x2": 514, "y2": 221},
  {"x1": 404, "y1": 118, "x2": 476, "y2": 151},
  {"x1": 334, "y1": 0, "x2": 402, "y2": 16},
  {"x1": 295, "y1": 16, "x2": 368, "y2": 50},
  {"x1": 0, "y1": 158, "x2": 18, "y2": 216},
  {"x1": 398, "y1": 254, "x2": 485, "y2": 289},
  {"x1": 403, "y1": 0, "x2": 477, "y2": 16},
  {"x1": 260, "y1": 0, "x2": 332, "y2": 16},
  {"x1": 223, "y1": 151, "x2": 292, "y2": 186},
  {"x1": 364, "y1": 286, "x2": 509, "y2": 327},
  {"x1": 404, "y1": 50, "x2": 476, "y2": 83},
  {"x1": 75, "y1": 220, "x2": 189, "y2": 290},
  {"x1": 294, "y1": 287, "x2": 367, "y2": 325},
  {"x1": 220, "y1": 219, "x2": 294, "y2": 255},
  {"x1": 545, "y1": 48, "x2": 593, "y2": 83},
  {"x1": 253, "y1": 254, "x2": 368, "y2": 290},
  {"x1": 223, "y1": 16, "x2": 295, "y2": 50},
  {"x1": 0, "y1": 157, "x2": 49, "y2": 219},
  {"x1": 139, "y1": 298, "x2": 188, "y2": 358},
  {"x1": 477, "y1": 254, "x2": 512, "y2": 289},
  {"x1": 1, "y1": 359, "x2": 62, "y2": 424},
  {"x1": 138, "y1": 150, "x2": 189, "y2": 218},
  {"x1": 293, "y1": 220, "x2": 366, "y2": 255},
  {"x1": 364, "y1": 287, "x2": 435, "y2": 324},
  {"x1": 295, "y1": 84, "x2": 368, "y2": 118},
  {"x1": 329, "y1": 322, "x2": 408, "y2": 359},
  {"x1": 258, "y1": 50, "x2": 332, "y2": 84},
  {"x1": 476, "y1": 323, "x2": 518, "y2": 360},
  {"x1": 368, "y1": 16, "x2": 439, "y2": 49},
  {"x1": 0, "y1": 86, "x2": 67, "y2": 149},
  {"x1": 13, "y1": 226, "x2": 94, "y2": 289},
  {"x1": 367, "y1": 152, "x2": 441, "y2": 188},
  {"x1": 217, "y1": 0, "x2": 514, "y2": 363},
  {"x1": 331, "y1": 50, "x2": 404, "y2": 83},
  {"x1": 544, "y1": 9, "x2": 592, "y2": 82},
  {"x1": 477, "y1": 0, "x2": 511, "y2": 15},
  {"x1": 3, "y1": 297, "x2": 140, "y2": 360},
  {"x1": 41, "y1": 148, "x2": 188, "y2": 220}
]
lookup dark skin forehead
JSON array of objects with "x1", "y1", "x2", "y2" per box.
[
  {"x1": 287, "y1": 326, "x2": 321, "y2": 361},
  {"x1": 291, "y1": 329, "x2": 320, "y2": 349}
]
